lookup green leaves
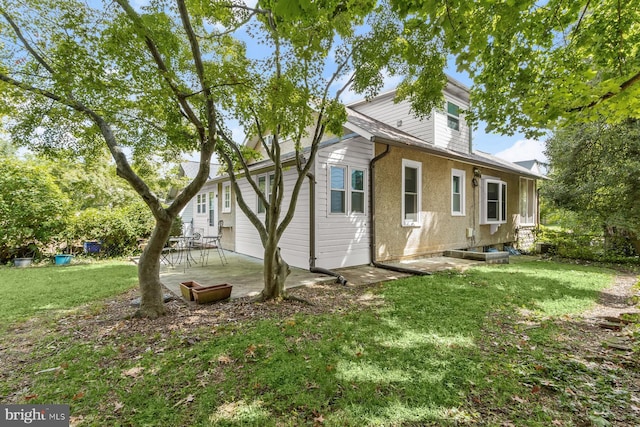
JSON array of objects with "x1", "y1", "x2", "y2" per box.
[{"x1": 391, "y1": 0, "x2": 640, "y2": 135}]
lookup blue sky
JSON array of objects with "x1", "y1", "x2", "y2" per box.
[{"x1": 219, "y1": 3, "x2": 547, "y2": 163}]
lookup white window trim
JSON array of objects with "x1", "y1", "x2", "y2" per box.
[
  {"x1": 402, "y1": 159, "x2": 422, "y2": 227},
  {"x1": 256, "y1": 173, "x2": 274, "y2": 215},
  {"x1": 480, "y1": 177, "x2": 507, "y2": 225},
  {"x1": 325, "y1": 165, "x2": 368, "y2": 216},
  {"x1": 328, "y1": 165, "x2": 347, "y2": 215},
  {"x1": 349, "y1": 167, "x2": 367, "y2": 215},
  {"x1": 195, "y1": 193, "x2": 207, "y2": 216},
  {"x1": 451, "y1": 168, "x2": 466, "y2": 216},
  {"x1": 446, "y1": 101, "x2": 460, "y2": 132},
  {"x1": 222, "y1": 183, "x2": 231, "y2": 213},
  {"x1": 519, "y1": 177, "x2": 536, "y2": 226}
]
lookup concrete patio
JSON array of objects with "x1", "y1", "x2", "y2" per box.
[{"x1": 159, "y1": 248, "x2": 485, "y2": 301}]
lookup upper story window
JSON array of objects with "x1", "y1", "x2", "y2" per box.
[
  {"x1": 196, "y1": 193, "x2": 206, "y2": 214},
  {"x1": 481, "y1": 178, "x2": 507, "y2": 224},
  {"x1": 451, "y1": 169, "x2": 465, "y2": 216},
  {"x1": 402, "y1": 159, "x2": 422, "y2": 226},
  {"x1": 447, "y1": 102, "x2": 460, "y2": 131},
  {"x1": 520, "y1": 178, "x2": 536, "y2": 225},
  {"x1": 222, "y1": 183, "x2": 231, "y2": 213}
]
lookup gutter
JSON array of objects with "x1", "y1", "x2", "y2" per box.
[
  {"x1": 307, "y1": 172, "x2": 348, "y2": 285},
  {"x1": 368, "y1": 142, "x2": 432, "y2": 276}
]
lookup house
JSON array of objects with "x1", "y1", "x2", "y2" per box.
[
  {"x1": 515, "y1": 159, "x2": 548, "y2": 177},
  {"x1": 186, "y1": 76, "x2": 544, "y2": 269},
  {"x1": 174, "y1": 161, "x2": 221, "y2": 236}
]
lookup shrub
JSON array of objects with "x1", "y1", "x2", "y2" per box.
[
  {"x1": 66, "y1": 202, "x2": 157, "y2": 256},
  {"x1": 537, "y1": 227, "x2": 639, "y2": 264},
  {"x1": 0, "y1": 158, "x2": 71, "y2": 262}
]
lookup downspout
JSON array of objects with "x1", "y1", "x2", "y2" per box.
[
  {"x1": 369, "y1": 142, "x2": 432, "y2": 276},
  {"x1": 307, "y1": 172, "x2": 348, "y2": 285}
]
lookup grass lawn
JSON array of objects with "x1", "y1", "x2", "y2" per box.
[
  {"x1": 0, "y1": 261, "x2": 138, "y2": 326},
  {"x1": 1, "y1": 257, "x2": 638, "y2": 426}
]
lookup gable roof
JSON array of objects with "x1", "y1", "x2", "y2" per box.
[
  {"x1": 344, "y1": 108, "x2": 546, "y2": 180},
  {"x1": 180, "y1": 161, "x2": 220, "y2": 180}
]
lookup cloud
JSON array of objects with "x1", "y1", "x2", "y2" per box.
[{"x1": 494, "y1": 139, "x2": 547, "y2": 163}]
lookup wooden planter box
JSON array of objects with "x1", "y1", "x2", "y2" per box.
[
  {"x1": 179, "y1": 280, "x2": 203, "y2": 301},
  {"x1": 191, "y1": 283, "x2": 233, "y2": 304}
]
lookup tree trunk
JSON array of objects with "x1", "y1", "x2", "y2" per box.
[
  {"x1": 260, "y1": 245, "x2": 290, "y2": 301},
  {"x1": 135, "y1": 218, "x2": 173, "y2": 318}
]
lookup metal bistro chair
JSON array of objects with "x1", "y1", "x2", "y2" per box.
[{"x1": 202, "y1": 220, "x2": 227, "y2": 266}]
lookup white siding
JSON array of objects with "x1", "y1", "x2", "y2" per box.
[
  {"x1": 315, "y1": 137, "x2": 372, "y2": 268},
  {"x1": 190, "y1": 181, "x2": 217, "y2": 236},
  {"x1": 235, "y1": 169, "x2": 310, "y2": 269},
  {"x1": 350, "y1": 92, "x2": 435, "y2": 144},
  {"x1": 433, "y1": 92, "x2": 471, "y2": 153}
]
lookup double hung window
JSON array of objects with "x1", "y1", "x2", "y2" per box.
[
  {"x1": 451, "y1": 169, "x2": 465, "y2": 216},
  {"x1": 402, "y1": 159, "x2": 422, "y2": 226},
  {"x1": 481, "y1": 178, "x2": 507, "y2": 224},
  {"x1": 328, "y1": 165, "x2": 367, "y2": 215}
]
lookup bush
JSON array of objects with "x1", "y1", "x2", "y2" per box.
[
  {"x1": 66, "y1": 202, "x2": 157, "y2": 256},
  {"x1": 0, "y1": 158, "x2": 71, "y2": 262},
  {"x1": 537, "y1": 227, "x2": 639, "y2": 264}
]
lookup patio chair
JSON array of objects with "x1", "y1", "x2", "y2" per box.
[{"x1": 202, "y1": 220, "x2": 227, "y2": 266}]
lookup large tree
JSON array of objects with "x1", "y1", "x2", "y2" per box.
[
  {"x1": 0, "y1": 0, "x2": 440, "y2": 311},
  {"x1": 0, "y1": 0, "x2": 246, "y2": 317},
  {"x1": 389, "y1": 0, "x2": 640, "y2": 135},
  {"x1": 214, "y1": 1, "x2": 451, "y2": 301},
  {"x1": 543, "y1": 120, "x2": 640, "y2": 237}
]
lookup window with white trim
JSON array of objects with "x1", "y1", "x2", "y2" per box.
[
  {"x1": 402, "y1": 159, "x2": 422, "y2": 226},
  {"x1": 208, "y1": 192, "x2": 216, "y2": 226},
  {"x1": 481, "y1": 178, "x2": 507, "y2": 224},
  {"x1": 222, "y1": 183, "x2": 231, "y2": 213},
  {"x1": 330, "y1": 166, "x2": 346, "y2": 214},
  {"x1": 520, "y1": 178, "x2": 536, "y2": 225},
  {"x1": 447, "y1": 101, "x2": 460, "y2": 131},
  {"x1": 196, "y1": 193, "x2": 206, "y2": 214},
  {"x1": 351, "y1": 169, "x2": 365, "y2": 214},
  {"x1": 451, "y1": 169, "x2": 465, "y2": 216},
  {"x1": 257, "y1": 173, "x2": 275, "y2": 214}
]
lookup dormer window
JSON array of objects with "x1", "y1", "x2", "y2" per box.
[{"x1": 447, "y1": 102, "x2": 460, "y2": 131}]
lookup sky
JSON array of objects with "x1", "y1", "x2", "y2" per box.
[{"x1": 214, "y1": 7, "x2": 548, "y2": 165}]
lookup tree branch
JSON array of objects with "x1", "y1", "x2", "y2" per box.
[
  {"x1": 114, "y1": 0, "x2": 205, "y2": 140},
  {"x1": 568, "y1": 70, "x2": 640, "y2": 112},
  {"x1": 0, "y1": 7, "x2": 55, "y2": 75}
]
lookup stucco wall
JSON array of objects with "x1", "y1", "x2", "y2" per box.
[{"x1": 373, "y1": 144, "x2": 520, "y2": 262}]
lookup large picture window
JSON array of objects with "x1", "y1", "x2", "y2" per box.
[
  {"x1": 451, "y1": 168, "x2": 465, "y2": 216},
  {"x1": 481, "y1": 178, "x2": 507, "y2": 224},
  {"x1": 402, "y1": 159, "x2": 422, "y2": 226},
  {"x1": 520, "y1": 178, "x2": 536, "y2": 225}
]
